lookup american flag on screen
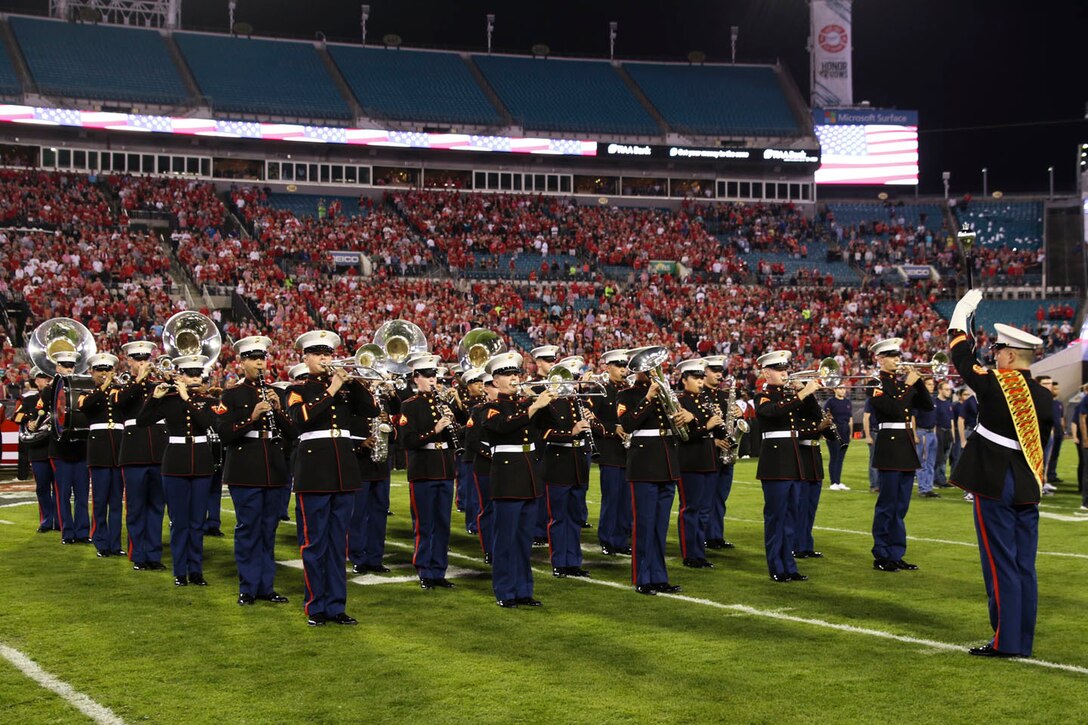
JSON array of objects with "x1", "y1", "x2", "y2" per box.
[{"x1": 813, "y1": 124, "x2": 919, "y2": 185}]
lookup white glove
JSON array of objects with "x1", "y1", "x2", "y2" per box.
[{"x1": 949, "y1": 289, "x2": 983, "y2": 332}]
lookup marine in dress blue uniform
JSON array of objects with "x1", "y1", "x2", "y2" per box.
[
  {"x1": 527, "y1": 345, "x2": 560, "y2": 545},
  {"x1": 593, "y1": 349, "x2": 632, "y2": 555},
  {"x1": 79, "y1": 353, "x2": 126, "y2": 557},
  {"x1": 701, "y1": 355, "x2": 738, "y2": 550},
  {"x1": 947, "y1": 291, "x2": 1053, "y2": 658},
  {"x1": 868, "y1": 337, "x2": 934, "y2": 572},
  {"x1": 463, "y1": 372, "x2": 497, "y2": 562},
  {"x1": 13, "y1": 369, "x2": 56, "y2": 533},
  {"x1": 38, "y1": 351, "x2": 91, "y2": 545},
  {"x1": 675, "y1": 359, "x2": 725, "y2": 569},
  {"x1": 454, "y1": 371, "x2": 485, "y2": 534},
  {"x1": 793, "y1": 382, "x2": 832, "y2": 560},
  {"x1": 348, "y1": 374, "x2": 398, "y2": 576}
]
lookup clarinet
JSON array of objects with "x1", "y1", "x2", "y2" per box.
[
  {"x1": 573, "y1": 396, "x2": 600, "y2": 460},
  {"x1": 437, "y1": 400, "x2": 464, "y2": 455},
  {"x1": 258, "y1": 377, "x2": 282, "y2": 440}
]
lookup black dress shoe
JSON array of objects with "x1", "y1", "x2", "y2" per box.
[
  {"x1": 567, "y1": 567, "x2": 590, "y2": 578},
  {"x1": 808, "y1": 550, "x2": 824, "y2": 558},
  {"x1": 769, "y1": 572, "x2": 791, "y2": 582},
  {"x1": 873, "y1": 558, "x2": 899, "y2": 572},
  {"x1": 515, "y1": 597, "x2": 543, "y2": 607},
  {"x1": 79, "y1": 537, "x2": 93, "y2": 544},
  {"x1": 352, "y1": 564, "x2": 366, "y2": 574},
  {"x1": 894, "y1": 560, "x2": 919, "y2": 571},
  {"x1": 581, "y1": 521, "x2": 592, "y2": 529},
  {"x1": 257, "y1": 592, "x2": 289, "y2": 604},
  {"x1": 705, "y1": 539, "x2": 725, "y2": 550},
  {"x1": 496, "y1": 599, "x2": 518, "y2": 608},
  {"x1": 969, "y1": 643, "x2": 1017, "y2": 658},
  {"x1": 483, "y1": 553, "x2": 492, "y2": 565},
  {"x1": 307, "y1": 613, "x2": 327, "y2": 627},
  {"x1": 368, "y1": 564, "x2": 391, "y2": 574},
  {"x1": 238, "y1": 593, "x2": 255, "y2": 606},
  {"x1": 331, "y1": 613, "x2": 358, "y2": 625},
  {"x1": 722, "y1": 541, "x2": 735, "y2": 549},
  {"x1": 618, "y1": 547, "x2": 632, "y2": 556},
  {"x1": 552, "y1": 567, "x2": 567, "y2": 578},
  {"x1": 532, "y1": 537, "x2": 548, "y2": 547},
  {"x1": 653, "y1": 583, "x2": 681, "y2": 594},
  {"x1": 36, "y1": 525, "x2": 51, "y2": 533},
  {"x1": 920, "y1": 491, "x2": 941, "y2": 498},
  {"x1": 788, "y1": 572, "x2": 809, "y2": 582},
  {"x1": 147, "y1": 561, "x2": 166, "y2": 571},
  {"x1": 133, "y1": 562, "x2": 150, "y2": 571},
  {"x1": 793, "y1": 550, "x2": 810, "y2": 559},
  {"x1": 419, "y1": 578, "x2": 434, "y2": 590},
  {"x1": 174, "y1": 576, "x2": 188, "y2": 586},
  {"x1": 683, "y1": 558, "x2": 703, "y2": 568},
  {"x1": 279, "y1": 515, "x2": 291, "y2": 521},
  {"x1": 634, "y1": 585, "x2": 657, "y2": 595},
  {"x1": 96, "y1": 550, "x2": 111, "y2": 558},
  {"x1": 189, "y1": 573, "x2": 208, "y2": 586},
  {"x1": 113, "y1": 549, "x2": 126, "y2": 557},
  {"x1": 205, "y1": 528, "x2": 224, "y2": 537},
  {"x1": 432, "y1": 578, "x2": 456, "y2": 588},
  {"x1": 600, "y1": 545, "x2": 618, "y2": 556},
  {"x1": 61, "y1": 538, "x2": 75, "y2": 545},
  {"x1": 698, "y1": 559, "x2": 714, "y2": 569}
]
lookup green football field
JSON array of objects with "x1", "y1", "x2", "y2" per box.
[{"x1": 1, "y1": 445, "x2": 1086, "y2": 724}]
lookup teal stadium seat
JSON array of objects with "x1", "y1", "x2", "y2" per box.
[
  {"x1": 932, "y1": 299, "x2": 1076, "y2": 335},
  {"x1": 826, "y1": 202, "x2": 945, "y2": 235},
  {"x1": 624, "y1": 63, "x2": 799, "y2": 137},
  {"x1": 264, "y1": 193, "x2": 366, "y2": 219},
  {"x1": 174, "y1": 33, "x2": 350, "y2": 120},
  {"x1": 328, "y1": 46, "x2": 502, "y2": 126},
  {"x1": 10, "y1": 17, "x2": 187, "y2": 104},
  {"x1": 472, "y1": 55, "x2": 658, "y2": 136},
  {"x1": 0, "y1": 31, "x2": 22, "y2": 98},
  {"x1": 955, "y1": 201, "x2": 1043, "y2": 249}
]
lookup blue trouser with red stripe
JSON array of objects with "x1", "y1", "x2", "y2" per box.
[
  {"x1": 702, "y1": 463, "x2": 735, "y2": 544},
  {"x1": 531, "y1": 459, "x2": 548, "y2": 539},
  {"x1": 90, "y1": 466, "x2": 124, "y2": 552},
  {"x1": 298, "y1": 491, "x2": 353, "y2": 619},
  {"x1": 229, "y1": 485, "x2": 284, "y2": 597},
  {"x1": 163, "y1": 474, "x2": 210, "y2": 578},
  {"x1": 492, "y1": 498, "x2": 535, "y2": 601},
  {"x1": 631, "y1": 480, "x2": 676, "y2": 587},
  {"x1": 792, "y1": 481, "x2": 822, "y2": 553},
  {"x1": 597, "y1": 464, "x2": 630, "y2": 550},
  {"x1": 123, "y1": 464, "x2": 164, "y2": 564},
  {"x1": 677, "y1": 471, "x2": 712, "y2": 560},
  {"x1": 458, "y1": 458, "x2": 478, "y2": 533},
  {"x1": 348, "y1": 479, "x2": 391, "y2": 569},
  {"x1": 872, "y1": 470, "x2": 915, "y2": 561},
  {"x1": 973, "y1": 468, "x2": 1038, "y2": 656},
  {"x1": 409, "y1": 479, "x2": 453, "y2": 580},
  {"x1": 762, "y1": 480, "x2": 800, "y2": 577},
  {"x1": 473, "y1": 472, "x2": 494, "y2": 557},
  {"x1": 546, "y1": 483, "x2": 584, "y2": 569},
  {"x1": 204, "y1": 469, "x2": 223, "y2": 532},
  {"x1": 52, "y1": 458, "x2": 90, "y2": 540},
  {"x1": 31, "y1": 459, "x2": 56, "y2": 530}
]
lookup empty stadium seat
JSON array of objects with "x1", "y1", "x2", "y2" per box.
[
  {"x1": 954, "y1": 201, "x2": 1043, "y2": 249},
  {"x1": 0, "y1": 30, "x2": 22, "y2": 98},
  {"x1": 473, "y1": 55, "x2": 658, "y2": 136},
  {"x1": 826, "y1": 202, "x2": 945, "y2": 233},
  {"x1": 264, "y1": 193, "x2": 366, "y2": 219},
  {"x1": 328, "y1": 46, "x2": 501, "y2": 126},
  {"x1": 624, "y1": 63, "x2": 799, "y2": 137},
  {"x1": 174, "y1": 32, "x2": 350, "y2": 120},
  {"x1": 10, "y1": 17, "x2": 187, "y2": 104},
  {"x1": 932, "y1": 298, "x2": 1077, "y2": 334}
]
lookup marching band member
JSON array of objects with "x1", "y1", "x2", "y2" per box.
[
  {"x1": 216, "y1": 336, "x2": 295, "y2": 606},
  {"x1": 868, "y1": 337, "x2": 934, "y2": 573},
  {"x1": 484, "y1": 351, "x2": 550, "y2": 608},
  {"x1": 675, "y1": 358, "x2": 724, "y2": 569},
  {"x1": 593, "y1": 349, "x2": 632, "y2": 556},
  {"x1": 287, "y1": 330, "x2": 375, "y2": 626},
  {"x1": 463, "y1": 370, "x2": 497, "y2": 563},
  {"x1": 793, "y1": 383, "x2": 833, "y2": 561},
  {"x1": 14, "y1": 368, "x2": 56, "y2": 533},
  {"x1": 116, "y1": 340, "x2": 168, "y2": 571},
  {"x1": 400, "y1": 354, "x2": 460, "y2": 590},
  {"x1": 80, "y1": 353, "x2": 126, "y2": 557},
  {"x1": 528, "y1": 345, "x2": 559, "y2": 545},
  {"x1": 285, "y1": 362, "x2": 309, "y2": 534},
  {"x1": 455, "y1": 369, "x2": 485, "y2": 534},
  {"x1": 755, "y1": 350, "x2": 820, "y2": 582},
  {"x1": 618, "y1": 350, "x2": 693, "y2": 595},
  {"x1": 39, "y1": 350, "x2": 90, "y2": 546},
  {"x1": 348, "y1": 371, "x2": 398, "y2": 576},
  {"x1": 701, "y1": 355, "x2": 737, "y2": 550},
  {"x1": 947, "y1": 290, "x2": 1053, "y2": 658},
  {"x1": 137, "y1": 354, "x2": 218, "y2": 587}
]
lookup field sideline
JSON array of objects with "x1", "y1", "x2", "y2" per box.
[{"x1": 1, "y1": 444, "x2": 1086, "y2": 724}]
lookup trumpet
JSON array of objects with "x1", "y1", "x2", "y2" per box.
[
  {"x1": 789, "y1": 358, "x2": 882, "y2": 390},
  {"x1": 116, "y1": 355, "x2": 177, "y2": 386},
  {"x1": 897, "y1": 352, "x2": 950, "y2": 378}
]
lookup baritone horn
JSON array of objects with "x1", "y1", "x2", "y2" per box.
[
  {"x1": 457, "y1": 328, "x2": 506, "y2": 371},
  {"x1": 162, "y1": 311, "x2": 222, "y2": 369},
  {"x1": 373, "y1": 319, "x2": 428, "y2": 374},
  {"x1": 27, "y1": 317, "x2": 97, "y2": 377}
]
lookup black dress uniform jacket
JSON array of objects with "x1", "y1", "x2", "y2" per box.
[
  {"x1": 216, "y1": 380, "x2": 297, "y2": 487},
  {"x1": 617, "y1": 383, "x2": 680, "y2": 482},
  {"x1": 593, "y1": 379, "x2": 628, "y2": 468},
  {"x1": 794, "y1": 394, "x2": 826, "y2": 482},
  {"x1": 869, "y1": 370, "x2": 934, "y2": 471},
  {"x1": 464, "y1": 401, "x2": 494, "y2": 477},
  {"x1": 14, "y1": 391, "x2": 51, "y2": 462},
  {"x1": 37, "y1": 382, "x2": 87, "y2": 462},
  {"x1": 538, "y1": 398, "x2": 593, "y2": 486},
  {"x1": 483, "y1": 394, "x2": 543, "y2": 499},
  {"x1": 288, "y1": 376, "x2": 376, "y2": 493},
  {"x1": 678, "y1": 391, "x2": 719, "y2": 473},
  {"x1": 114, "y1": 380, "x2": 167, "y2": 466},
  {"x1": 948, "y1": 334, "x2": 1053, "y2": 504},
  {"x1": 137, "y1": 391, "x2": 219, "y2": 476},
  {"x1": 755, "y1": 385, "x2": 822, "y2": 481},
  {"x1": 460, "y1": 394, "x2": 486, "y2": 466},
  {"x1": 79, "y1": 386, "x2": 125, "y2": 468},
  {"x1": 400, "y1": 392, "x2": 458, "y2": 481}
]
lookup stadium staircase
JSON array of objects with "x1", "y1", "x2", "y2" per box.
[
  {"x1": 462, "y1": 55, "x2": 514, "y2": 127},
  {"x1": 316, "y1": 44, "x2": 366, "y2": 122},
  {"x1": 613, "y1": 63, "x2": 670, "y2": 137},
  {"x1": 161, "y1": 32, "x2": 206, "y2": 109},
  {"x1": 0, "y1": 18, "x2": 34, "y2": 97}
]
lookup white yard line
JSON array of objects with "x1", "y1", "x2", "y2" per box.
[{"x1": 0, "y1": 643, "x2": 126, "y2": 724}]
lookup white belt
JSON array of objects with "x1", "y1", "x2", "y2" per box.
[
  {"x1": 550, "y1": 441, "x2": 585, "y2": 448},
  {"x1": 168, "y1": 435, "x2": 208, "y2": 444},
  {"x1": 631, "y1": 430, "x2": 672, "y2": 438},
  {"x1": 89, "y1": 422, "x2": 125, "y2": 431},
  {"x1": 243, "y1": 430, "x2": 280, "y2": 440},
  {"x1": 799, "y1": 439, "x2": 819, "y2": 447},
  {"x1": 124, "y1": 418, "x2": 138, "y2": 427},
  {"x1": 422, "y1": 442, "x2": 449, "y2": 450},
  {"x1": 493, "y1": 443, "x2": 536, "y2": 454},
  {"x1": 975, "y1": 424, "x2": 1021, "y2": 451},
  {"x1": 879, "y1": 423, "x2": 909, "y2": 430},
  {"x1": 298, "y1": 429, "x2": 348, "y2": 442},
  {"x1": 125, "y1": 418, "x2": 166, "y2": 427},
  {"x1": 763, "y1": 431, "x2": 793, "y2": 440}
]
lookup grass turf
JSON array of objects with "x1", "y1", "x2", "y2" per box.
[{"x1": 1, "y1": 444, "x2": 1086, "y2": 724}]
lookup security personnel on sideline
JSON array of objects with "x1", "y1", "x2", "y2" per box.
[
  {"x1": 348, "y1": 372, "x2": 398, "y2": 576},
  {"x1": 137, "y1": 354, "x2": 218, "y2": 587},
  {"x1": 593, "y1": 349, "x2": 631, "y2": 555},
  {"x1": 702, "y1": 355, "x2": 738, "y2": 550},
  {"x1": 947, "y1": 290, "x2": 1053, "y2": 658},
  {"x1": 14, "y1": 368, "x2": 56, "y2": 533},
  {"x1": 463, "y1": 371, "x2": 497, "y2": 562},
  {"x1": 868, "y1": 337, "x2": 934, "y2": 572},
  {"x1": 675, "y1": 358, "x2": 724, "y2": 569},
  {"x1": 216, "y1": 336, "x2": 295, "y2": 606},
  {"x1": 400, "y1": 354, "x2": 460, "y2": 590},
  {"x1": 39, "y1": 350, "x2": 91, "y2": 545},
  {"x1": 755, "y1": 350, "x2": 821, "y2": 582},
  {"x1": 79, "y1": 353, "x2": 127, "y2": 557},
  {"x1": 484, "y1": 351, "x2": 550, "y2": 608},
  {"x1": 619, "y1": 349, "x2": 693, "y2": 595},
  {"x1": 287, "y1": 330, "x2": 375, "y2": 626},
  {"x1": 115, "y1": 340, "x2": 168, "y2": 571}
]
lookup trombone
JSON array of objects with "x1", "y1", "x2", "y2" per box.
[
  {"x1": 789, "y1": 357, "x2": 881, "y2": 390},
  {"x1": 517, "y1": 366, "x2": 606, "y2": 398}
]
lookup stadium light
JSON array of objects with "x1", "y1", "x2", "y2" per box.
[
  {"x1": 1048, "y1": 166, "x2": 1055, "y2": 200},
  {"x1": 486, "y1": 14, "x2": 495, "y2": 54},
  {"x1": 731, "y1": 26, "x2": 739, "y2": 64},
  {"x1": 361, "y1": 5, "x2": 370, "y2": 46},
  {"x1": 982, "y1": 167, "x2": 988, "y2": 197},
  {"x1": 609, "y1": 22, "x2": 618, "y2": 61},
  {"x1": 942, "y1": 171, "x2": 950, "y2": 200},
  {"x1": 228, "y1": 0, "x2": 236, "y2": 33}
]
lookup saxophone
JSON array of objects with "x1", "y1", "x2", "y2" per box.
[
  {"x1": 720, "y1": 379, "x2": 749, "y2": 466},
  {"x1": 371, "y1": 413, "x2": 393, "y2": 462}
]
